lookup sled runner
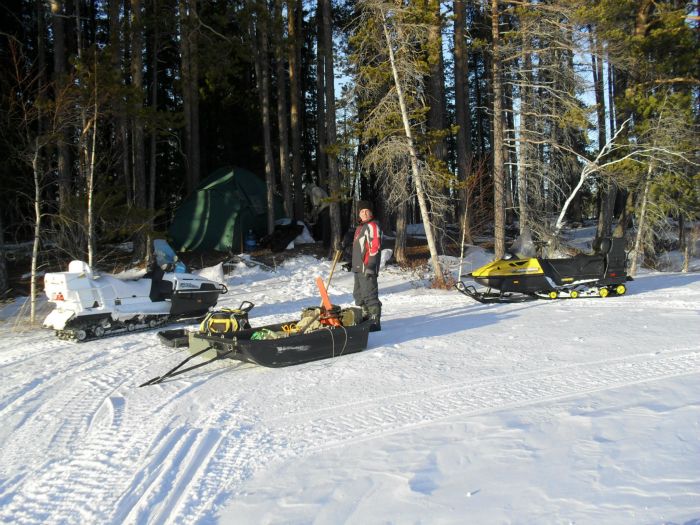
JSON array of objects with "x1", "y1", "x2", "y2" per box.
[
  {"x1": 43, "y1": 260, "x2": 227, "y2": 341},
  {"x1": 456, "y1": 237, "x2": 633, "y2": 304}
]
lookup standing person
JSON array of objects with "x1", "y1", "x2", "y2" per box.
[{"x1": 351, "y1": 200, "x2": 382, "y2": 331}]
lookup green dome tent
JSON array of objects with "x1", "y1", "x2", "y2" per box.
[{"x1": 169, "y1": 166, "x2": 281, "y2": 252}]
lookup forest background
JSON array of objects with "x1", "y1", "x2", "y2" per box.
[{"x1": 0, "y1": 0, "x2": 698, "y2": 301}]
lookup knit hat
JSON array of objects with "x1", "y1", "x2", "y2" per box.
[{"x1": 357, "y1": 200, "x2": 373, "y2": 213}]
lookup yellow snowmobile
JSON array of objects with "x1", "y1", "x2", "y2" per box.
[{"x1": 456, "y1": 237, "x2": 632, "y2": 303}]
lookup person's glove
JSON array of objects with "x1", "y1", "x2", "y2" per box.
[{"x1": 342, "y1": 262, "x2": 352, "y2": 272}]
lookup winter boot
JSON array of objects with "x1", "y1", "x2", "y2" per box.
[{"x1": 367, "y1": 305, "x2": 381, "y2": 332}]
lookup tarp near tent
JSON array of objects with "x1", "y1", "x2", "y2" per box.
[{"x1": 169, "y1": 166, "x2": 281, "y2": 252}]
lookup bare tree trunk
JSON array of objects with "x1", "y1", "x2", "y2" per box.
[
  {"x1": 131, "y1": 0, "x2": 147, "y2": 258},
  {"x1": 474, "y1": 53, "x2": 485, "y2": 156},
  {"x1": 593, "y1": 37, "x2": 614, "y2": 241},
  {"x1": 321, "y1": 0, "x2": 342, "y2": 252},
  {"x1": 288, "y1": 0, "x2": 304, "y2": 220},
  {"x1": 517, "y1": 47, "x2": 530, "y2": 234},
  {"x1": 49, "y1": 0, "x2": 72, "y2": 216},
  {"x1": 426, "y1": 0, "x2": 448, "y2": 250},
  {"x1": 179, "y1": 0, "x2": 194, "y2": 193},
  {"x1": 0, "y1": 213, "x2": 7, "y2": 298},
  {"x1": 426, "y1": 0, "x2": 447, "y2": 164},
  {"x1": 453, "y1": 0, "x2": 473, "y2": 244},
  {"x1": 601, "y1": 61, "x2": 630, "y2": 239},
  {"x1": 315, "y1": 3, "x2": 327, "y2": 189},
  {"x1": 491, "y1": 0, "x2": 506, "y2": 259},
  {"x1": 87, "y1": 52, "x2": 98, "y2": 269},
  {"x1": 504, "y1": 79, "x2": 516, "y2": 226},
  {"x1": 253, "y1": 6, "x2": 277, "y2": 235},
  {"x1": 109, "y1": 0, "x2": 132, "y2": 206},
  {"x1": 630, "y1": 164, "x2": 653, "y2": 276},
  {"x1": 149, "y1": 0, "x2": 159, "y2": 216},
  {"x1": 189, "y1": 0, "x2": 200, "y2": 187},
  {"x1": 275, "y1": 0, "x2": 292, "y2": 218},
  {"x1": 30, "y1": 143, "x2": 42, "y2": 324},
  {"x1": 381, "y1": 9, "x2": 445, "y2": 287},
  {"x1": 394, "y1": 200, "x2": 407, "y2": 264}
]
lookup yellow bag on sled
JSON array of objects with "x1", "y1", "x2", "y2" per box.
[{"x1": 199, "y1": 301, "x2": 254, "y2": 335}]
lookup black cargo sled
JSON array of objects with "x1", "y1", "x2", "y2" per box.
[
  {"x1": 456, "y1": 237, "x2": 633, "y2": 304},
  {"x1": 141, "y1": 306, "x2": 370, "y2": 386}
]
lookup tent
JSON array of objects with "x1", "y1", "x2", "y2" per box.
[{"x1": 169, "y1": 166, "x2": 281, "y2": 252}]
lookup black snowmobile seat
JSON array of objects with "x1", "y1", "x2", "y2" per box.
[
  {"x1": 146, "y1": 263, "x2": 173, "y2": 302},
  {"x1": 592, "y1": 237, "x2": 612, "y2": 255}
]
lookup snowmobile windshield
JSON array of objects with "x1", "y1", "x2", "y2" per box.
[{"x1": 509, "y1": 232, "x2": 537, "y2": 259}]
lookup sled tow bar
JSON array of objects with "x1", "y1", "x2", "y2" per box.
[{"x1": 139, "y1": 346, "x2": 237, "y2": 387}]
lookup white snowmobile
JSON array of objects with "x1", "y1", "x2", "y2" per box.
[{"x1": 43, "y1": 260, "x2": 227, "y2": 341}]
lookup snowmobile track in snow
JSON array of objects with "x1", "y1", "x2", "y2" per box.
[
  {"x1": 139, "y1": 347, "x2": 700, "y2": 522},
  {"x1": 1, "y1": 346, "x2": 698, "y2": 524},
  {"x1": 259, "y1": 347, "x2": 700, "y2": 453}
]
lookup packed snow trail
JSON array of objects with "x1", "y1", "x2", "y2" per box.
[{"x1": 0, "y1": 257, "x2": 698, "y2": 524}]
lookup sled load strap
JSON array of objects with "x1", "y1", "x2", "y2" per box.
[{"x1": 139, "y1": 346, "x2": 235, "y2": 387}]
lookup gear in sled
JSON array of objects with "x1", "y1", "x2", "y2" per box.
[
  {"x1": 43, "y1": 247, "x2": 227, "y2": 341},
  {"x1": 455, "y1": 237, "x2": 633, "y2": 304}
]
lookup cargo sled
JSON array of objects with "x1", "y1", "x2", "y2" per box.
[
  {"x1": 456, "y1": 237, "x2": 632, "y2": 303},
  {"x1": 142, "y1": 307, "x2": 370, "y2": 386}
]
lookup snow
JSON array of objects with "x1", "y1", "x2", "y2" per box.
[{"x1": 1, "y1": 249, "x2": 699, "y2": 524}]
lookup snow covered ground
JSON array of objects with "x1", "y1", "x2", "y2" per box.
[{"x1": 0, "y1": 248, "x2": 699, "y2": 524}]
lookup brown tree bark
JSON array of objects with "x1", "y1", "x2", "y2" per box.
[
  {"x1": 320, "y1": 0, "x2": 342, "y2": 252},
  {"x1": 491, "y1": 0, "x2": 506, "y2": 259},
  {"x1": 179, "y1": 0, "x2": 199, "y2": 194},
  {"x1": 131, "y1": 0, "x2": 147, "y2": 256},
  {"x1": 49, "y1": 0, "x2": 72, "y2": 214},
  {"x1": 426, "y1": 0, "x2": 447, "y2": 164},
  {"x1": 275, "y1": 0, "x2": 293, "y2": 218},
  {"x1": 453, "y1": 0, "x2": 473, "y2": 244},
  {"x1": 253, "y1": 6, "x2": 277, "y2": 235},
  {"x1": 517, "y1": 47, "x2": 531, "y2": 234},
  {"x1": 189, "y1": 0, "x2": 200, "y2": 189},
  {"x1": 109, "y1": 0, "x2": 133, "y2": 205},
  {"x1": 149, "y1": 0, "x2": 159, "y2": 217},
  {"x1": 0, "y1": 213, "x2": 7, "y2": 298},
  {"x1": 315, "y1": 2, "x2": 327, "y2": 190},
  {"x1": 288, "y1": 0, "x2": 304, "y2": 220}
]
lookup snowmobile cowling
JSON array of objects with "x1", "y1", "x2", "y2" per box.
[
  {"x1": 456, "y1": 237, "x2": 632, "y2": 303},
  {"x1": 43, "y1": 260, "x2": 227, "y2": 341}
]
